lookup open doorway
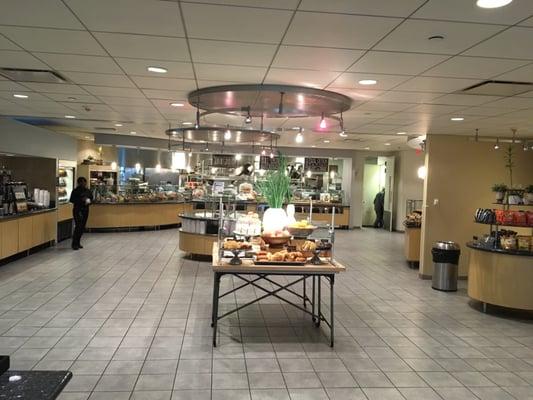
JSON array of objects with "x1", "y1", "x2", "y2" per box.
[{"x1": 362, "y1": 156, "x2": 395, "y2": 231}]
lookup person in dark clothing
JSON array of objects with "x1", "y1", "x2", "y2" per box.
[
  {"x1": 373, "y1": 188, "x2": 385, "y2": 228},
  {"x1": 70, "y1": 177, "x2": 93, "y2": 250}
]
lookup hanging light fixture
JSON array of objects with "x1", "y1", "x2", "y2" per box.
[
  {"x1": 134, "y1": 162, "x2": 142, "y2": 173},
  {"x1": 295, "y1": 127, "x2": 303, "y2": 144},
  {"x1": 155, "y1": 163, "x2": 162, "y2": 173},
  {"x1": 339, "y1": 111, "x2": 347, "y2": 137},
  {"x1": 494, "y1": 138, "x2": 500, "y2": 150},
  {"x1": 224, "y1": 128, "x2": 232, "y2": 140},
  {"x1": 111, "y1": 161, "x2": 117, "y2": 171},
  {"x1": 245, "y1": 106, "x2": 252, "y2": 124},
  {"x1": 261, "y1": 148, "x2": 266, "y2": 156},
  {"x1": 319, "y1": 112, "x2": 326, "y2": 129},
  {"x1": 235, "y1": 153, "x2": 242, "y2": 161}
]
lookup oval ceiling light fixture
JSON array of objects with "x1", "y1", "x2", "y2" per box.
[
  {"x1": 364, "y1": 146, "x2": 370, "y2": 150},
  {"x1": 147, "y1": 66, "x2": 167, "y2": 73},
  {"x1": 396, "y1": 131, "x2": 406, "y2": 135},
  {"x1": 358, "y1": 79, "x2": 377, "y2": 85},
  {"x1": 428, "y1": 34, "x2": 445, "y2": 41},
  {"x1": 476, "y1": 0, "x2": 513, "y2": 8},
  {"x1": 323, "y1": 139, "x2": 330, "y2": 143},
  {"x1": 114, "y1": 123, "x2": 123, "y2": 127},
  {"x1": 384, "y1": 143, "x2": 391, "y2": 146},
  {"x1": 451, "y1": 117, "x2": 464, "y2": 121},
  {"x1": 170, "y1": 102, "x2": 184, "y2": 107},
  {"x1": 130, "y1": 131, "x2": 137, "y2": 135},
  {"x1": 182, "y1": 122, "x2": 193, "y2": 125},
  {"x1": 65, "y1": 115, "x2": 76, "y2": 119},
  {"x1": 13, "y1": 93, "x2": 28, "y2": 99}
]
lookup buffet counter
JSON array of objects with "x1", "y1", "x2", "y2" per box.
[
  {"x1": 179, "y1": 212, "x2": 224, "y2": 257},
  {"x1": 87, "y1": 202, "x2": 192, "y2": 230},
  {"x1": 467, "y1": 242, "x2": 533, "y2": 311},
  {"x1": 0, "y1": 208, "x2": 56, "y2": 262}
]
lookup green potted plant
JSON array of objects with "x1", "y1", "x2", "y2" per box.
[
  {"x1": 255, "y1": 153, "x2": 291, "y2": 234},
  {"x1": 524, "y1": 185, "x2": 533, "y2": 205},
  {"x1": 492, "y1": 183, "x2": 507, "y2": 203}
]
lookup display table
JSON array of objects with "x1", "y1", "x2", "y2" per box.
[
  {"x1": 404, "y1": 227, "x2": 421, "y2": 267},
  {"x1": 211, "y1": 243, "x2": 346, "y2": 347},
  {"x1": 467, "y1": 242, "x2": 533, "y2": 311},
  {"x1": 86, "y1": 202, "x2": 191, "y2": 230}
]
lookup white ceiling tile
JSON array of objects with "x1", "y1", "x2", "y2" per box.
[
  {"x1": 374, "y1": 20, "x2": 504, "y2": 54},
  {"x1": 482, "y1": 96, "x2": 533, "y2": 109},
  {"x1": 461, "y1": 106, "x2": 508, "y2": 116},
  {"x1": 44, "y1": 93, "x2": 102, "y2": 103},
  {"x1": 94, "y1": 33, "x2": 189, "y2": 61},
  {"x1": 284, "y1": 12, "x2": 400, "y2": 49},
  {"x1": 329, "y1": 73, "x2": 410, "y2": 91},
  {"x1": 183, "y1": 0, "x2": 299, "y2": 10},
  {"x1": 349, "y1": 51, "x2": 447, "y2": 75},
  {"x1": 355, "y1": 101, "x2": 414, "y2": 112},
  {"x1": 0, "y1": 0, "x2": 82, "y2": 29},
  {"x1": 65, "y1": 0, "x2": 184, "y2": 36},
  {"x1": 141, "y1": 89, "x2": 190, "y2": 100},
  {"x1": 428, "y1": 93, "x2": 501, "y2": 106},
  {"x1": 394, "y1": 76, "x2": 480, "y2": 92},
  {"x1": 82, "y1": 86, "x2": 145, "y2": 98},
  {"x1": 0, "y1": 35, "x2": 21, "y2": 51},
  {"x1": 195, "y1": 64, "x2": 267, "y2": 82},
  {"x1": 23, "y1": 82, "x2": 87, "y2": 94},
  {"x1": 99, "y1": 96, "x2": 153, "y2": 106},
  {"x1": 273, "y1": 46, "x2": 364, "y2": 71},
  {"x1": 0, "y1": 81, "x2": 31, "y2": 91},
  {"x1": 299, "y1": 0, "x2": 425, "y2": 17},
  {"x1": 423, "y1": 56, "x2": 529, "y2": 79},
  {"x1": 517, "y1": 90, "x2": 533, "y2": 98},
  {"x1": 375, "y1": 91, "x2": 443, "y2": 103},
  {"x1": 407, "y1": 103, "x2": 467, "y2": 114},
  {"x1": 493, "y1": 62, "x2": 533, "y2": 81},
  {"x1": 413, "y1": 0, "x2": 533, "y2": 25},
  {"x1": 131, "y1": 76, "x2": 197, "y2": 91},
  {"x1": 189, "y1": 39, "x2": 277, "y2": 67},
  {"x1": 0, "y1": 27, "x2": 106, "y2": 56},
  {"x1": 182, "y1": 3, "x2": 292, "y2": 44},
  {"x1": 114, "y1": 58, "x2": 194, "y2": 79},
  {"x1": 0, "y1": 92, "x2": 50, "y2": 102},
  {"x1": 0, "y1": 50, "x2": 48, "y2": 69},
  {"x1": 62, "y1": 103, "x2": 116, "y2": 114},
  {"x1": 464, "y1": 27, "x2": 533, "y2": 60},
  {"x1": 264, "y1": 68, "x2": 339, "y2": 87},
  {"x1": 61, "y1": 71, "x2": 135, "y2": 88},
  {"x1": 34, "y1": 53, "x2": 123, "y2": 74},
  {"x1": 519, "y1": 16, "x2": 533, "y2": 27},
  {"x1": 333, "y1": 88, "x2": 384, "y2": 102}
]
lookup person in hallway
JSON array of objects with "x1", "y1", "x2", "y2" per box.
[
  {"x1": 373, "y1": 188, "x2": 385, "y2": 228},
  {"x1": 70, "y1": 177, "x2": 93, "y2": 250}
]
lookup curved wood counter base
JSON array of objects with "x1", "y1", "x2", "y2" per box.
[
  {"x1": 179, "y1": 230, "x2": 217, "y2": 257},
  {"x1": 87, "y1": 203, "x2": 192, "y2": 229},
  {"x1": 468, "y1": 248, "x2": 533, "y2": 311}
]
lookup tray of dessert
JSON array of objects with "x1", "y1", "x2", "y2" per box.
[{"x1": 254, "y1": 249, "x2": 307, "y2": 265}]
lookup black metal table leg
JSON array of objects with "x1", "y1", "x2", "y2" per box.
[
  {"x1": 316, "y1": 275, "x2": 321, "y2": 327},
  {"x1": 303, "y1": 277, "x2": 307, "y2": 308},
  {"x1": 211, "y1": 272, "x2": 221, "y2": 347},
  {"x1": 330, "y1": 274, "x2": 335, "y2": 347},
  {"x1": 312, "y1": 275, "x2": 316, "y2": 323}
]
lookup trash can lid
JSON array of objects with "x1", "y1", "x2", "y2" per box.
[{"x1": 434, "y1": 241, "x2": 460, "y2": 250}]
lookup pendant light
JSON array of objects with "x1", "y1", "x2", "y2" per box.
[
  {"x1": 494, "y1": 138, "x2": 500, "y2": 150},
  {"x1": 319, "y1": 112, "x2": 326, "y2": 129}
]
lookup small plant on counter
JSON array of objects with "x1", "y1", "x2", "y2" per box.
[{"x1": 492, "y1": 183, "x2": 507, "y2": 203}]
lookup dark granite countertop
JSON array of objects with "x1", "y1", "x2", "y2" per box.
[
  {"x1": 467, "y1": 241, "x2": 533, "y2": 257},
  {"x1": 0, "y1": 208, "x2": 57, "y2": 221},
  {"x1": 0, "y1": 370, "x2": 72, "y2": 400}
]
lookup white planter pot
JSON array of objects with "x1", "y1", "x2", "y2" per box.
[
  {"x1": 495, "y1": 192, "x2": 505, "y2": 203},
  {"x1": 262, "y1": 207, "x2": 288, "y2": 234},
  {"x1": 508, "y1": 194, "x2": 521, "y2": 205},
  {"x1": 525, "y1": 193, "x2": 533, "y2": 205}
]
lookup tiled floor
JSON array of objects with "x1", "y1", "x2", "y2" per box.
[{"x1": 0, "y1": 228, "x2": 532, "y2": 400}]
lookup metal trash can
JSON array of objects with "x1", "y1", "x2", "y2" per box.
[{"x1": 431, "y1": 241, "x2": 460, "y2": 291}]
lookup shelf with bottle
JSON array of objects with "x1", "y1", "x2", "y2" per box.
[{"x1": 474, "y1": 220, "x2": 532, "y2": 229}]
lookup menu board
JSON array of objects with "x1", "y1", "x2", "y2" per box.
[
  {"x1": 304, "y1": 157, "x2": 329, "y2": 172},
  {"x1": 259, "y1": 155, "x2": 280, "y2": 170},
  {"x1": 212, "y1": 154, "x2": 237, "y2": 168}
]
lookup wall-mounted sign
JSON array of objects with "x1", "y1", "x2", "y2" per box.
[
  {"x1": 304, "y1": 157, "x2": 329, "y2": 172},
  {"x1": 259, "y1": 155, "x2": 280, "y2": 170},
  {"x1": 212, "y1": 154, "x2": 236, "y2": 168}
]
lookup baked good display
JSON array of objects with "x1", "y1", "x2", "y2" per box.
[
  {"x1": 254, "y1": 249, "x2": 308, "y2": 264},
  {"x1": 223, "y1": 239, "x2": 252, "y2": 250},
  {"x1": 235, "y1": 212, "x2": 262, "y2": 236},
  {"x1": 288, "y1": 220, "x2": 317, "y2": 237},
  {"x1": 262, "y1": 229, "x2": 292, "y2": 246}
]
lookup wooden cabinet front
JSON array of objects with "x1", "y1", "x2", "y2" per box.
[
  {"x1": 18, "y1": 216, "x2": 33, "y2": 252},
  {"x1": 1, "y1": 220, "x2": 19, "y2": 259}
]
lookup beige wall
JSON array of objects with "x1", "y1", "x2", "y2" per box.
[
  {"x1": 395, "y1": 150, "x2": 425, "y2": 231},
  {"x1": 420, "y1": 134, "x2": 533, "y2": 278}
]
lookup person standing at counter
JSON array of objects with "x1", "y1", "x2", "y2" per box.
[{"x1": 70, "y1": 177, "x2": 93, "y2": 250}]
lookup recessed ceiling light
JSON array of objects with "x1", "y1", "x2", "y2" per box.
[
  {"x1": 364, "y1": 147, "x2": 370, "y2": 150},
  {"x1": 65, "y1": 115, "x2": 76, "y2": 119},
  {"x1": 397, "y1": 132, "x2": 406, "y2": 135},
  {"x1": 13, "y1": 94, "x2": 28, "y2": 99},
  {"x1": 84, "y1": 136, "x2": 91, "y2": 139},
  {"x1": 130, "y1": 131, "x2": 137, "y2": 135},
  {"x1": 182, "y1": 122, "x2": 193, "y2": 125},
  {"x1": 170, "y1": 102, "x2": 184, "y2": 107},
  {"x1": 147, "y1": 66, "x2": 167, "y2": 73},
  {"x1": 311, "y1": 145, "x2": 316, "y2": 148},
  {"x1": 476, "y1": 0, "x2": 513, "y2": 8},
  {"x1": 67, "y1": 96, "x2": 77, "y2": 101},
  {"x1": 114, "y1": 123, "x2": 123, "y2": 127},
  {"x1": 323, "y1": 139, "x2": 330, "y2": 143},
  {"x1": 451, "y1": 117, "x2": 464, "y2": 121},
  {"x1": 384, "y1": 143, "x2": 391, "y2": 146},
  {"x1": 339, "y1": 131, "x2": 348, "y2": 137},
  {"x1": 358, "y1": 79, "x2": 377, "y2": 85}
]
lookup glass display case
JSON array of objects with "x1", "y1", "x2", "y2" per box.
[
  {"x1": 57, "y1": 166, "x2": 74, "y2": 204},
  {"x1": 92, "y1": 180, "x2": 187, "y2": 203}
]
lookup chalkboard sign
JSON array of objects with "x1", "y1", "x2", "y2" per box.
[
  {"x1": 259, "y1": 155, "x2": 280, "y2": 170},
  {"x1": 212, "y1": 154, "x2": 236, "y2": 168},
  {"x1": 304, "y1": 157, "x2": 329, "y2": 172}
]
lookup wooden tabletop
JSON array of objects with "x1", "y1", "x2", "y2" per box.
[{"x1": 212, "y1": 243, "x2": 346, "y2": 274}]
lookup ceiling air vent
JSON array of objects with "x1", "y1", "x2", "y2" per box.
[
  {"x1": 459, "y1": 80, "x2": 533, "y2": 96},
  {"x1": 0, "y1": 68, "x2": 68, "y2": 83}
]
